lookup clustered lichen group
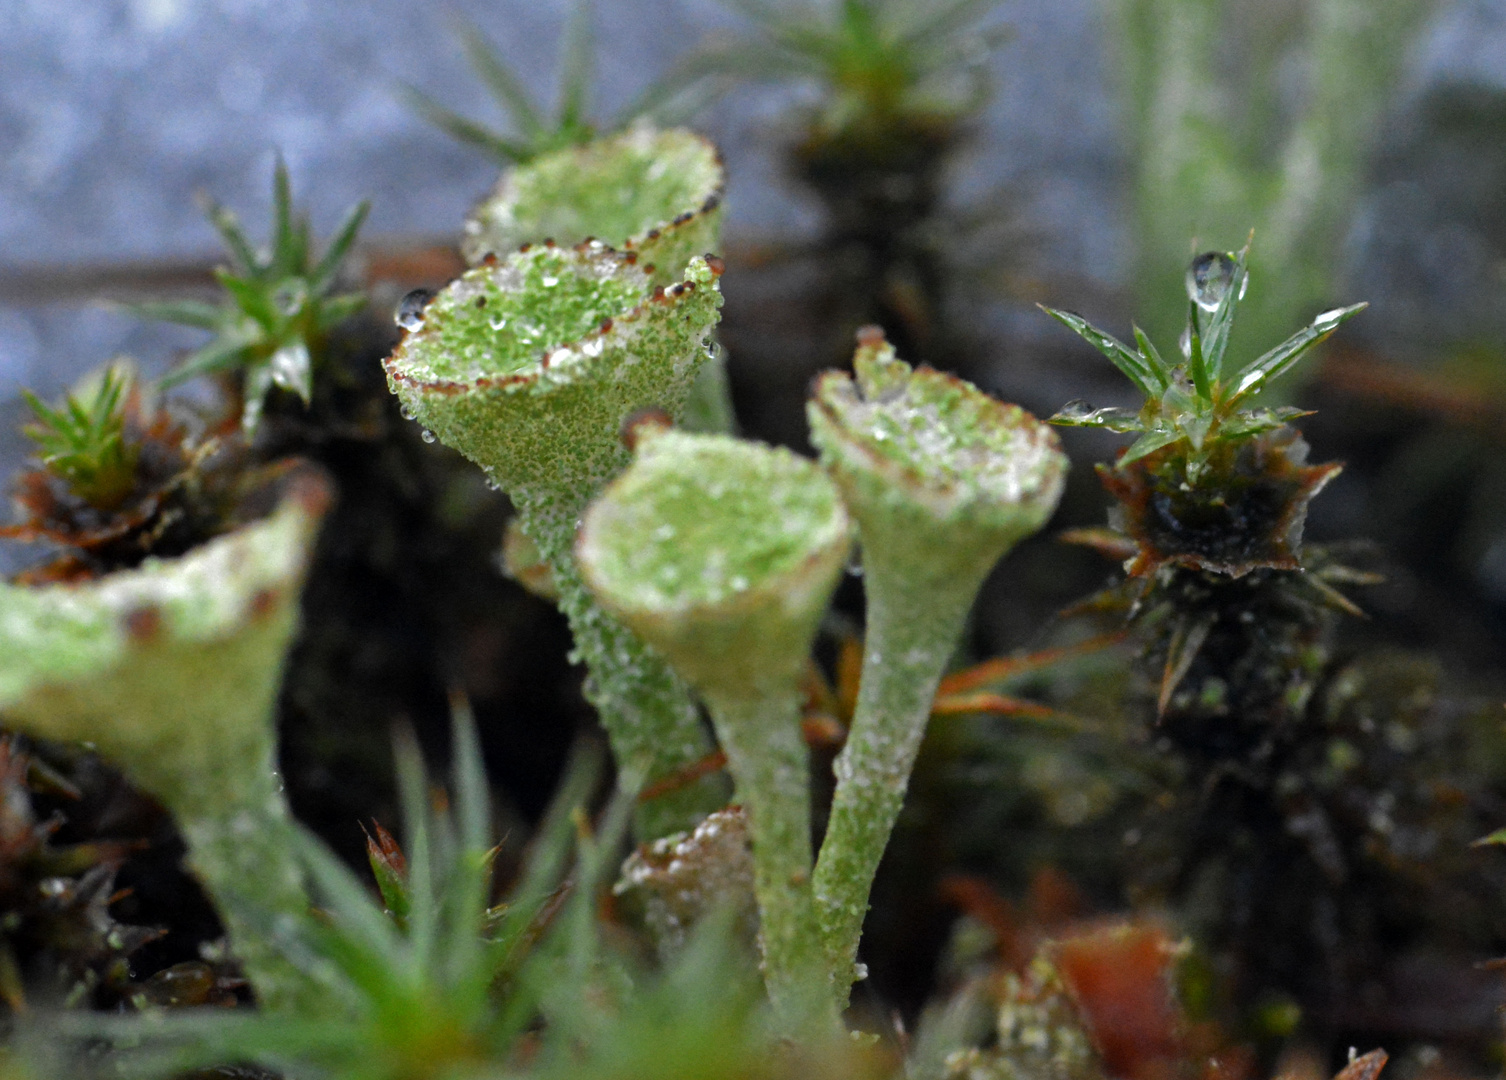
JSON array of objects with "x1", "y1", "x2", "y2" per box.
[{"x1": 0, "y1": 13, "x2": 1497, "y2": 1077}]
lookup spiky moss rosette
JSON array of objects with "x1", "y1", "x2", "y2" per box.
[
  {"x1": 805, "y1": 328, "x2": 1068, "y2": 1000},
  {"x1": 1101, "y1": 427, "x2": 1341, "y2": 579},
  {"x1": 383, "y1": 242, "x2": 728, "y2": 839},
  {"x1": 577, "y1": 428, "x2": 851, "y2": 1032},
  {"x1": 462, "y1": 124, "x2": 724, "y2": 289},
  {"x1": 0, "y1": 462, "x2": 332, "y2": 1010}
]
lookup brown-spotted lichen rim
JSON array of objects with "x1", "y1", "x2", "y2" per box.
[
  {"x1": 808, "y1": 363, "x2": 1068, "y2": 524},
  {"x1": 383, "y1": 241, "x2": 725, "y2": 399},
  {"x1": 461, "y1": 125, "x2": 726, "y2": 266}
]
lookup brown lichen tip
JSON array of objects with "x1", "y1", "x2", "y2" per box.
[
  {"x1": 807, "y1": 331, "x2": 1067, "y2": 568},
  {"x1": 620, "y1": 408, "x2": 674, "y2": 451}
]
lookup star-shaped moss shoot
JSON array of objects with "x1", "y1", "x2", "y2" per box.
[
  {"x1": 1041, "y1": 240, "x2": 1361, "y2": 577},
  {"x1": 462, "y1": 124, "x2": 731, "y2": 432},
  {"x1": 384, "y1": 242, "x2": 727, "y2": 840},
  {"x1": 806, "y1": 327, "x2": 1067, "y2": 1002},
  {"x1": 577, "y1": 425, "x2": 852, "y2": 1035},
  {"x1": 130, "y1": 160, "x2": 368, "y2": 436},
  {"x1": 0, "y1": 464, "x2": 332, "y2": 1011}
]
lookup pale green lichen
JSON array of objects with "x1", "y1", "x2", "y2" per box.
[
  {"x1": 807, "y1": 329, "x2": 1067, "y2": 1004},
  {"x1": 0, "y1": 466, "x2": 331, "y2": 1011},
  {"x1": 385, "y1": 244, "x2": 728, "y2": 840},
  {"x1": 578, "y1": 429, "x2": 850, "y2": 1035},
  {"x1": 577, "y1": 429, "x2": 851, "y2": 696},
  {"x1": 463, "y1": 124, "x2": 724, "y2": 290},
  {"x1": 461, "y1": 124, "x2": 732, "y2": 432}
]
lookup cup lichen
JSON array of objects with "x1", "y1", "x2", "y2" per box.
[
  {"x1": 577, "y1": 427, "x2": 851, "y2": 1034},
  {"x1": 385, "y1": 242, "x2": 729, "y2": 839},
  {"x1": 0, "y1": 463, "x2": 333, "y2": 1011},
  {"x1": 807, "y1": 328, "x2": 1067, "y2": 1002}
]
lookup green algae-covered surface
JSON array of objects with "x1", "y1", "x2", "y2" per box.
[
  {"x1": 463, "y1": 125, "x2": 724, "y2": 287},
  {"x1": 399, "y1": 243, "x2": 649, "y2": 382}
]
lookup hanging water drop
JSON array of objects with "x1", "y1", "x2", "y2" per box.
[
  {"x1": 420, "y1": 429, "x2": 436, "y2": 444},
  {"x1": 1178, "y1": 324, "x2": 1192, "y2": 359},
  {"x1": 1185, "y1": 251, "x2": 1236, "y2": 312},
  {"x1": 1313, "y1": 306, "x2": 1348, "y2": 331},
  {"x1": 399, "y1": 405, "x2": 413, "y2": 420},
  {"x1": 395, "y1": 288, "x2": 435, "y2": 331},
  {"x1": 1057, "y1": 399, "x2": 1096, "y2": 421}
]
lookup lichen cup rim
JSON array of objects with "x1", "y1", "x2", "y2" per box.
[
  {"x1": 575, "y1": 432, "x2": 851, "y2": 625},
  {"x1": 807, "y1": 340, "x2": 1069, "y2": 532},
  {"x1": 461, "y1": 123, "x2": 726, "y2": 268},
  {"x1": 384, "y1": 240, "x2": 723, "y2": 402}
]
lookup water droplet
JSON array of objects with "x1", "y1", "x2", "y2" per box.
[
  {"x1": 853, "y1": 962, "x2": 869, "y2": 981},
  {"x1": 730, "y1": 575, "x2": 749, "y2": 592},
  {"x1": 396, "y1": 288, "x2": 435, "y2": 331},
  {"x1": 489, "y1": 316, "x2": 508, "y2": 332},
  {"x1": 1313, "y1": 307, "x2": 1348, "y2": 331},
  {"x1": 1185, "y1": 251, "x2": 1236, "y2": 311},
  {"x1": 399, "y1": 405, "x2": 413, "y2": 420},
  {"x1": 1178, "y1": 324, "x2": 1192, "y2": 359},
  {"x1": 541, "y1": 275, "x2": 559, "y2": 287},
  {"x1": 1239, "y1": 272, "x2": 1250, "y2": 300},
  {"x1": 1057, "y1": 399, "x2": 1096, "y2": 421},
  {"x1": 421, "y1": 429, "x2": 436, "y2": 444}
]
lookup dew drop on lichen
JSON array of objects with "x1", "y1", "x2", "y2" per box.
[
  {"x1": 396, "y1": 288, "x2": 436, "y2": 331},
  {"x1": 421, "y1": 429, "x2": 436, "y2": 444},
  {"x1": 399, "y1": 405, "x2": 413, "y2": 420}
]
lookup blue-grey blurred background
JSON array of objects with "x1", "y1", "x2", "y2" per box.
[{"x1": 6, "y1": 0, "x2": 1506, "y2": 591}]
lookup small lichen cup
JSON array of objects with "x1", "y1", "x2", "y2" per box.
[
  {"x1": 463, "y1": 123, "x2": 733, "y2": 433},
  {"x1": 577, "y1": 425, "x2": 851, "y2": 1035},
  {"x1": 806, "y1": 328, "x2": 1068, "y2": 1003},
  {"x1": 0, "y1": 463, "x2": 332, "y2": 1011},
  {"x1": 385, "y1": 241, "x2": 729, "y2": 839}
]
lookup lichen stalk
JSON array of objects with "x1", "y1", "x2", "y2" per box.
[
  {"x1": 811, "y1": 567, "x2": 978, "y2": 1000},
  {"x1": 576, "y1": 428, "x2": 851, "y2": 1034},
  {"x1": 807, "y1": 330, "x2": 1067, "y2": 1003},
  {"x1": 384, "y1": 246, "x2": 731, "y2": 839},
  {"x1": 702, "y1": 688, "x2": 835, "y2": 1036}
]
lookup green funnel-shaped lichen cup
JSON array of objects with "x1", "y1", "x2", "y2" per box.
[
  {"x1": 462, "y1": 124, "x2": 732, "y2": 433},
  {"x1": 385, "y1": 242, "x2": 727, "y2": 839},
  {"x1": 463, "y1": 124, "x2": 724, "y2": 290},
  {"x1": 0, "y1": 463, "x2": 331, "y2": 1010},
  {"x1": 807, "y1": 328, "x2": 1068, "y2": 1002},
  {"x1": 578, "y1": 427, "x2": 850, "y2": 1034}
]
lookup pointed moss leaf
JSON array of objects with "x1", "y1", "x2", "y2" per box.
[
  {"x1": 120, "y1": 299, "x2": 225, "y2": 331},
  {"x1": 578, "y1": 430, "x2": 851, "y2": 697},
  {"x1": 454, "y1": 17, "x2": 546, "y2": 138},
  {"x1": 1185, "y1": 301, "x2": 1213, "y2": 401},
  {"x1": 1038, "y1": 306, "x2": 1157, "y2": 397},
  {"x1": 1051, "y1": 402, "x2": 1144, "y2": 432},
  {"x1": 1197, "y1": 251, "x2": 1249, "y2": 380},
  {"x1": 309, "y1": 200, "x2": 371, "y2": 295},
  {"x1": 463, "y1": 125, "x2": 724, "y2": 288},
  {"x1": 1232, "y1": 302, "x2": 1367, "y2": 401},
  {"x1": 1118, "y1": 426, "x2": 1183, "y2": 466},
  {"x1": 1131, "y1": 325, "x2": 1170, "y2": 387}
]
